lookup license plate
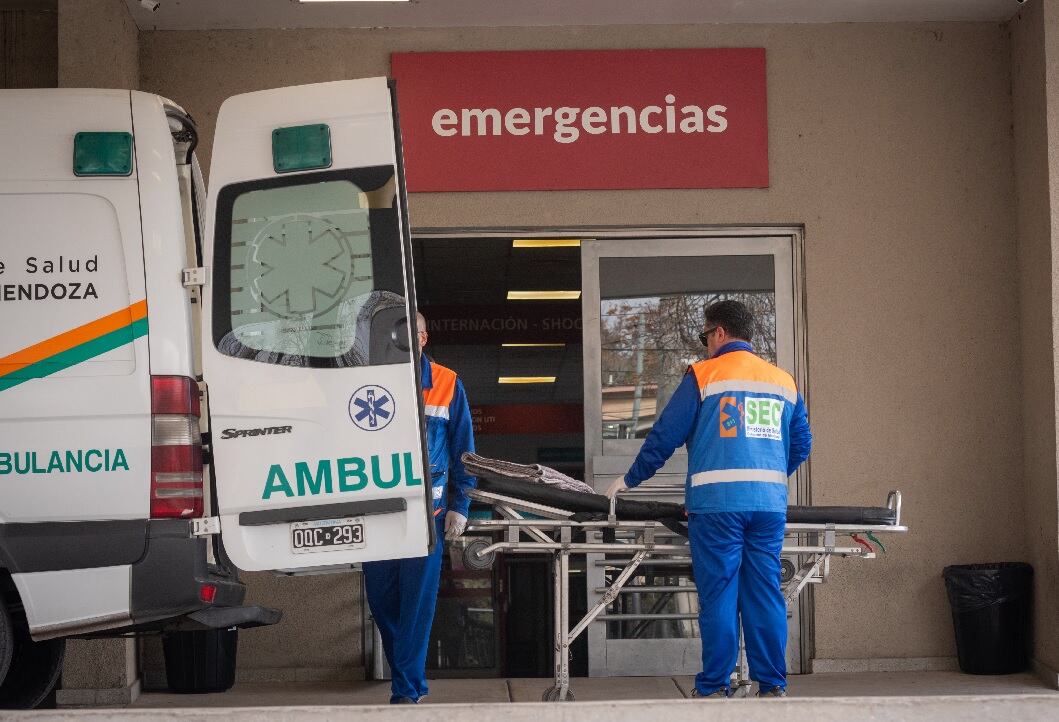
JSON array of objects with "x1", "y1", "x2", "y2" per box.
[{"x1": 291, "y1": 517, "x2": 365, "y2": 554}]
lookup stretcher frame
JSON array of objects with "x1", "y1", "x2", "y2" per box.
[{"x1": 463, "y1": 488, "x2": 905, "y2": 701}]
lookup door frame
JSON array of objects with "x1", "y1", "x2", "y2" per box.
[{"x1": 410, "y1": 225, "x2": 813, "y2": 674}]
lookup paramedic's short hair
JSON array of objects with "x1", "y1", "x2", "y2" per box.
[
  {"x1": 416, "y1": 312, "x2": 427, "y2": 334},
  {"x1": 704, "y1": 300, "x2": 754, "y2": 343}
]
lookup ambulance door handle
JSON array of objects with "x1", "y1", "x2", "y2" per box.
[{"x1": 239, "y1": 498, "x2": 407, "y2": 527}]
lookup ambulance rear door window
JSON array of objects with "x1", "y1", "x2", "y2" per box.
[{"x1": 211, "y1": 167, "x2": 407, "y2": 368}]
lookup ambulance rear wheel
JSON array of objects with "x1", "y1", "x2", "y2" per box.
[
  {"x1": 0, "y1": 602, "x2": 13, "y2": 686},
  {"x1": 0, "y1": 617, "x2": 64, "y2": 709}
]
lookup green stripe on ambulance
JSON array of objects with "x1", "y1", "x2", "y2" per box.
[{"x1": 263, "y1": 452, "x2": 423, "y2": 500}]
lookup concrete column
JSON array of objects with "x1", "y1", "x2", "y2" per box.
[
  {"x1": 1037, "y1": 0, "x2": 1059, "y2": 686},
  {"x1": 1012, "y1": 0, "x2": 1059, "y2": 690},
  {"x1": 57, "y1": 639, "x2": 141, "y2": 707},
  {"x1": 57, "y1": 0, "x2": 138, "y2": 89},
  {"x1": 0, "y1": 8, "x2": 58, "y2": 88}
]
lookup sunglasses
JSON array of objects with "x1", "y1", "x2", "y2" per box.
[{"x1": 698, "y1": 327, "x2": 720, "y2": 347}]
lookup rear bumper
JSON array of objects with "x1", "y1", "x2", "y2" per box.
[
  {"x1": 167, "y1": 604, "x2": 281, "y2": 631},
  {"x1": 127, "y1": 519, "x2": 262, "y2": 630},
  {"x1": 18, "y1": 518, "x2": 278, "y2": 641}
]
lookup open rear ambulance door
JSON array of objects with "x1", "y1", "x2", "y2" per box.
[{"x1": 201, "y1": 78, "x2": 432, "y2": 572}]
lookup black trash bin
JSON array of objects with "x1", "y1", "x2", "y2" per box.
[
  {"x1": 162, "y1": 628, "x2": 238, "y2": 693},
  {"x1": 943, "y1": 563, "x2": 1033, "y2": 675}
]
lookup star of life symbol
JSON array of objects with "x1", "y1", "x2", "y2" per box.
[
  {"x1": 248, "y1": 214, "x2": 356, "y2": 320},
  {"x1": 349, "y1": 385, "x2": 394, "y2": 431}
]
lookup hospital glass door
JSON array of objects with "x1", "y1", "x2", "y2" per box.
[{"x1": 581, "y1": 230, "x2": 809, "y2": 678}]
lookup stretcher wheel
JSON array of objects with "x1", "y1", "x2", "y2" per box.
[
  {"x1": 542, "y1": 686, "x2": 575, "y2": 702},
  {"x1": 780, "y1": 558, "x2": 796, "y2": 584},
  {"x1": 462, "y1": 538, "x2": 495, "y2": 570}
]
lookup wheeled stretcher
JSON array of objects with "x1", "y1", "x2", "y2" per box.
[{"x1": 461, "y1": 472, "x2": 907, "y2": 701}]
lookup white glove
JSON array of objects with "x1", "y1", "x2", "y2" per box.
[
  {"x1": 604, "y1": 475, "x2": 628, "y2": 500},
  {"x1": 444, "y1": 511, "x2": 468, "y2": 541}
]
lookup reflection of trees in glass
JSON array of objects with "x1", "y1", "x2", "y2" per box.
[{"x1": 601, "y1": 292, "x2": 776, "y2": 436}]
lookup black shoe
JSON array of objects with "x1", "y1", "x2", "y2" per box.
[
  {"x1": 391, "y1": 697, "x2": 417, "y2": 704},
  {"x1": 756, "y1": 686, "x2": 787, "y2": 698},
  {"x1": 691, "y1": 687, "x2": 731, "y2": 698}
]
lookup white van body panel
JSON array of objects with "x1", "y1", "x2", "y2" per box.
[
  {"x1": 0, "y1": 90, "x2": 132, "y2": 184},
  {"x1": 0, "y1": 90, "x2": 254, "y2": 646},
  {"x1": 208, "y1": 79, "x2": 401, "y2": 190},
  {"x1": 203, "y1": 78, "x2": 431, "y2": 572},
  {"x1": 13, "y1": 566, "x2": 131, "y2": 639},
  {"x1": 213, "y1": 363, "x2": 430, "y2": 572},
  {"x1": 132, "y1": 90, "x2": 196, "y2": 378},
  {"x1": 0, "y1": 90, "x2": 151, "y2": 525}
]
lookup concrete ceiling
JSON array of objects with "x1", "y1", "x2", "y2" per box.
[{"x1": 122, "y1": 0, "x2": 1020, "y2": 31}]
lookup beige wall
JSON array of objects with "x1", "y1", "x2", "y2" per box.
[
  {"x1": 58, "y1": 0, "x2": 137, "y2": 89},
  {"x1": 138, "y1": 22, "x2": 1024, "y2": 667},
  {"x1": 0, "y1": 9, "x2": 57, "y2": 88}
]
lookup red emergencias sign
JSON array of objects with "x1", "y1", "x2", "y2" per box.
[{"x1": 390, "y1": 49, "x2": 768, "y2": 192}]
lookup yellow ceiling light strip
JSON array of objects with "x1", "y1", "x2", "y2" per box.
[
  {"x1": 501, "y1": 343, "x2": 567, "y2": 348},
  {"x1": 507, "y1": 291, "x2": 581, "y2": 301},
  {"x1": 498, "y1": 376, "x2": 557, "y2": 384},
  {"x1": 512, "y1": 239, "x2": 582, "y2": 248}
]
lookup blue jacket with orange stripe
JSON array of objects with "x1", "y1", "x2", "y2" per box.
[
  {"x1": 421, "y1": 353, "x2": 477, "y2": 517},
  {"x1": 624, "y1": 341, "x2": 812, "y2": 514}
]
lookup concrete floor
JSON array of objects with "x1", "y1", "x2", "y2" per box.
[{"x1": 128, "y1": 671, "x2": 1056, "y2": 708}]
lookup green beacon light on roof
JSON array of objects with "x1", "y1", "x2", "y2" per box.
[
  {"x1": 73, "y1": 132, "x2": 133, "y2": 177},
  {"x1": 272, "y1": 123, "x2": 333, "y2": 174}
]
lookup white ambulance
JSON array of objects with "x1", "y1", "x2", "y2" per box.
[{"x1": 0, "y1": 80, "x2": 434, "y2": 707}]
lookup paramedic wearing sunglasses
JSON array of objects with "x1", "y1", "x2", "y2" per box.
[
  {"x1": 362, "y1": 312, "x2": 478, "y2": 705},
  {"x1": 606, "y1": 300, "x2": 811, "y2": 699}
]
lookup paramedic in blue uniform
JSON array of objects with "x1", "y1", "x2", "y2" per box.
[
  {"x1": 362, "y1": 311, "x2": 477, "y2": 704},
  {"x1": 607, "y1": 300, "x2": 811, "y2": 698}
]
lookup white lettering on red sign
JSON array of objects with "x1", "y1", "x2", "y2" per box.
[{"x1": 430, "y1": 95, "x2": 727, "y2": 144}]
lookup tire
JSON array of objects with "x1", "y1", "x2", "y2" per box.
[
  {"x1": 0, "y1": 602, "x2": 14, "y2": 686},
  {"x1": 0, "y1": 618, "x2": 65, "y2": 710}
]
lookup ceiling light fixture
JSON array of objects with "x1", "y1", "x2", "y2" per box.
[
  {"x1": 507, "y1": 291, "x2": 581, "y2": 301},
  {"x1": 512, "y1": 239, "x2": 582, "y2": 248},
  {"x1": 498, "y1": 376, "x2": 557, "y2": 384}
]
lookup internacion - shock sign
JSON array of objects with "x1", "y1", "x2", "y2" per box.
[{"x1": 390, "y1": 49, "x2": 768, "y2": 192}]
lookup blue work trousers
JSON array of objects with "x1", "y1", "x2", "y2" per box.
[
  {"x1": 363, "y1": 516, "x2": 445, "y2": 703},
  {"x1": 689, "y1": 511, "x2": 787, "y2": 695}
]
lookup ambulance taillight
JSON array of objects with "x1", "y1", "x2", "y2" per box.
[{"x1": 150, "y1": 376, "x2": 204, "y2": 518}]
